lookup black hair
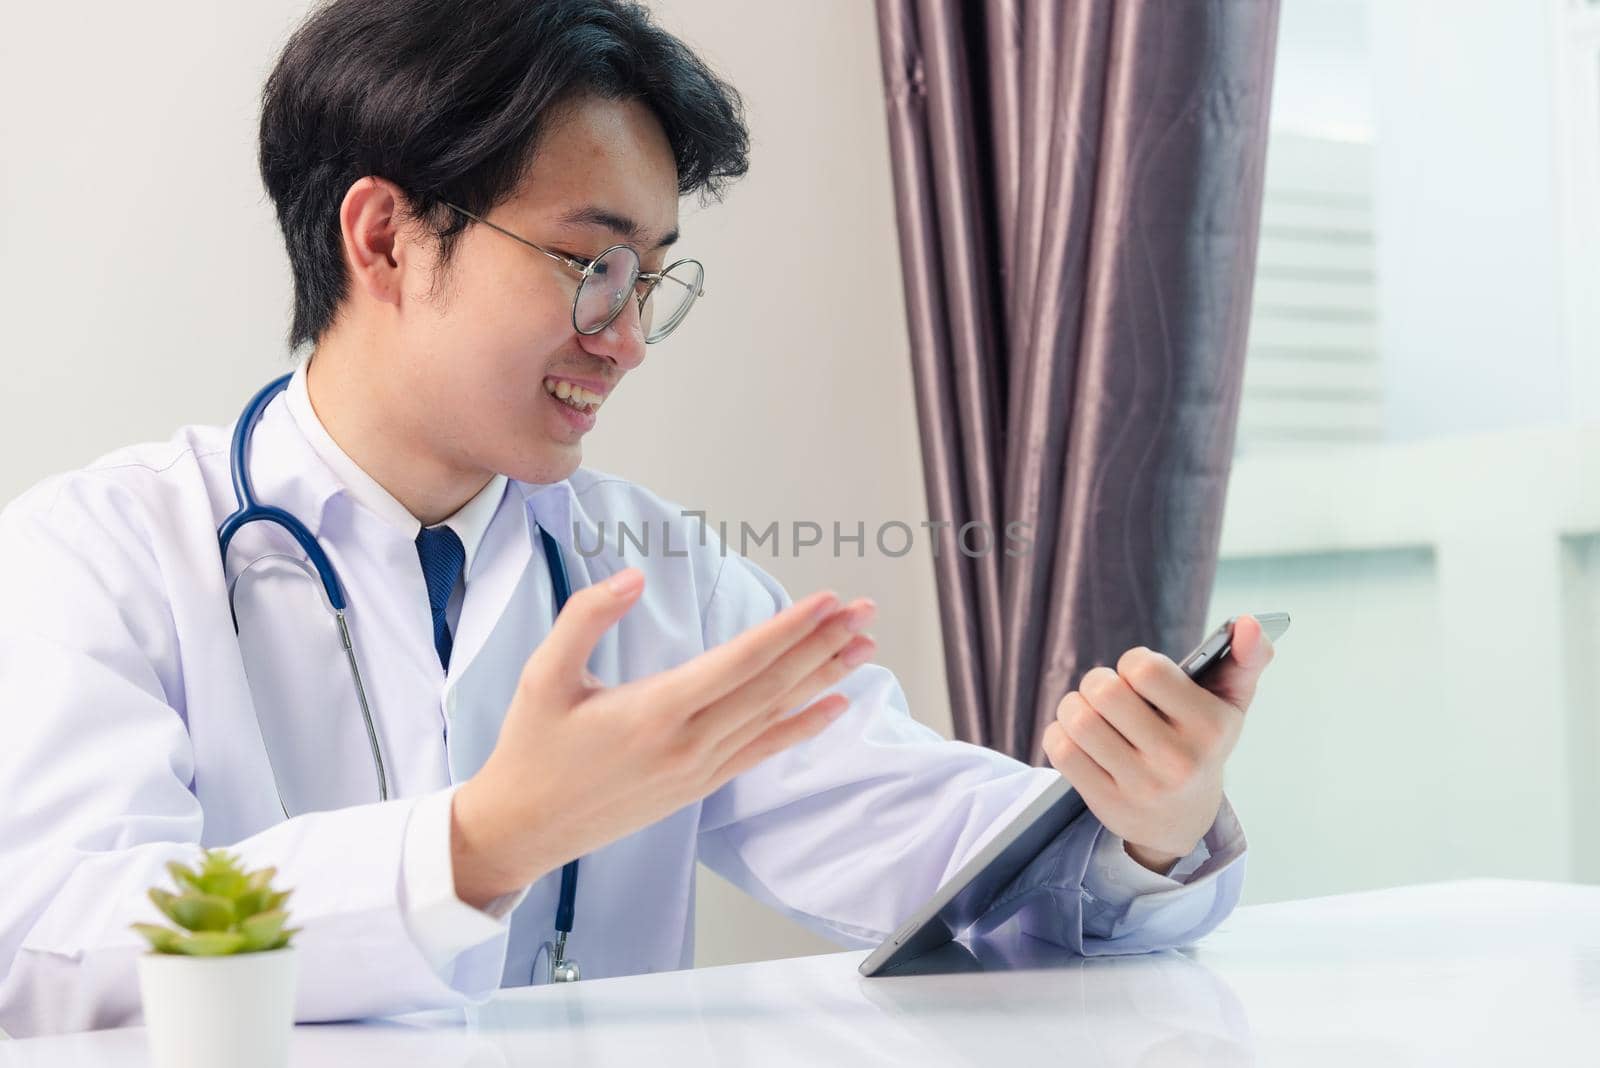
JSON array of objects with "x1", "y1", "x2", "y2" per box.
[{"x1": 259, "y1": 0, "x2": 750, "y2": 351}]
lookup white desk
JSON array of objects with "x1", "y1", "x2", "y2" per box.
[{"x1": 3, "y1": 880, "x2": 1597, "y2": 1065}]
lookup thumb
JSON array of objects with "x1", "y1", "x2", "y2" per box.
[
  {"x1": 1203, "y1": 614, "x2": 1275, "y2": 713},
  {"x1": 524, "y1": 567, "x2": 645, "y2": 689}
]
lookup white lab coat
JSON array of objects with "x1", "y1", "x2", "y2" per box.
[{"x1": 0, "y1": 386, "x2": 1246, "y2": 1037}]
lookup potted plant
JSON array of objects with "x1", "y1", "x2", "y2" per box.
[{"x1": 132, "y1": 849, "x2": 300, "y2": 1068}]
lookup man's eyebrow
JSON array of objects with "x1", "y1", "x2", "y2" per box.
[{"x1": 556, "y1": 205, "x2": 679, "y2": 250}]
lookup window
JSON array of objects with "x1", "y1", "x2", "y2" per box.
[{"x1": 1216, "y1": 0, "x2": 1600, "y2": 903}]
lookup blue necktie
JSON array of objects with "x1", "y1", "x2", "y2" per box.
[{"x1": 415, "y1": 525, "x2": 466, "y2": 671}]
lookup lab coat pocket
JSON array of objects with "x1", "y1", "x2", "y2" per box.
[{"x1": 231, "y1": 554, "x2": 385, "y2": 816}]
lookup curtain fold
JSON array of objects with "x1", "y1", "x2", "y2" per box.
[{"x1": 875, "y1": 0, "x2": 1280, "y2": 762}]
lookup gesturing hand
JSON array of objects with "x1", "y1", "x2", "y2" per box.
[{"x1": 452, "y1": 568, "x2": 877, "y2": 907}]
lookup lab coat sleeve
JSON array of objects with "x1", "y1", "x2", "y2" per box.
[
  {"x1": 692, "y1": 550, "x2": 1247, "y2": 956},
  {"x1": 398, "y1": 784, "x2": 529, "y2": 983},
  {"x1": 972, "y1": 794, "x2": 1247, "y2": 954},
  {"x1": 0, "y1": 488, "x2": 505, "y2": 1037}
]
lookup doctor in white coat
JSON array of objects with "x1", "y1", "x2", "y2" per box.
[{"x1": 0, "y1": 0, "x2": 1274, "y2": 1037}]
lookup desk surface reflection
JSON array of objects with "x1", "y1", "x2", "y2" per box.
[{"x1": 1, "y1": 879, "x2": 1595, "y2": 1066}]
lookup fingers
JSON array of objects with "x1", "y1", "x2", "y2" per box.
[
  {"x1": 651, "y1": 589, "x2": 842, "y2": 709},
  {"x1": 1041, "y1": 719, "x2": 1116, "y2": 799},
  {"x1": 1115, "y1": 646, "x2": 1234, "y2": 729},
  {"x1": 1077, "y1": 667, "x2": 1169, "y2": 755},
  {"x1": 523, "y1": 568, "x2": 646, "y2": 694},
  {"x1": 1055, "y1": 691, "x2": 1148, "y2": 788},
  {"x1": 709, "y1": 692, "x2": 852, "y2": 787},
  {"x1": 1202, "y1": 614, "x2": 1276, "y2": 712},
  {"x1": 709, "y1": 628, "x2": 876, "y2": 764},
  {"x1": 767, "y1": 634, "x2": 875, "y2": 717},
  {"x1": 693, "y1": 600, "x2": 875, "y2": 742}
]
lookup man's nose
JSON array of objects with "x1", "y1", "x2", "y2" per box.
[{"x1": 577, "y1": 296, "x2": 647, "y2": 371}]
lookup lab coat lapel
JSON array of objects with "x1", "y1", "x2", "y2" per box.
[
  {"x1": 442, "y1": 481, "x2": 575, "y2": 783},
  {"x1": 444, "y1": 489, "x2": 533, "y2": 693}
]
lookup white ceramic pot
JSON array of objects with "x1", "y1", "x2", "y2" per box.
[{"x1": 137, "y1": 947, "x2": 297, "y2": 1068}]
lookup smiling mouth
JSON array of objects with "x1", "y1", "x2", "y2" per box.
[{"x1": 544, "y1": 376, "x2": 606, "y2": 414}]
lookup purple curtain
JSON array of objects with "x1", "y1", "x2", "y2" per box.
[{"x1": 874, "y1": 0, "x2": 1280, "y2": 762}]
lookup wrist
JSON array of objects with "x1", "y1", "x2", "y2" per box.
[
  {"x1": 1122, "y1": 839, "x2": 1184, "y2": 875},
  {"x1": 451, "y1": 776, "x2": 542, "y2": 909}
]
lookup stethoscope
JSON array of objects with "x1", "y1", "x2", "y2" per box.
[{"x1": 218, "y1": 373, "x2": 583, "y2": 984}]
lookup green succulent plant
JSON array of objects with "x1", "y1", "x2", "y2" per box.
[{"x1": 132, "y1": 849, "x2": 299, "y2": 956}]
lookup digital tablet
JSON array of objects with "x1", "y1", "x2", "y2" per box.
[
  {"x1": 859, "y1": 611, "x2": 1291, "y2": 978},
  {"x1": 857, "y1": 775, "x2": 1086, "y2": 977}
]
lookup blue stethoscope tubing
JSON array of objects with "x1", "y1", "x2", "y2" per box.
[{"x1": 219, "y1": 373, "x2": 583, "y2": 983}]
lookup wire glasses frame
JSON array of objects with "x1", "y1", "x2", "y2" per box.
[{"x1": 442, "y1": 201, "x2": 705, "y2": 343}]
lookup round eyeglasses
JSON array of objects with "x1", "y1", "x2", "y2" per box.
[{"x1": 443, "y1": 202, "x2": 705, "y2": 343}]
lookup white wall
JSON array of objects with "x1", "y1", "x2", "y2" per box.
[
  {"x1": 0, "y1": 0, "x2": 940, "y2": 968},
  {"x1": 0, "y1": 4, "x2": 309, "y2": 499}
]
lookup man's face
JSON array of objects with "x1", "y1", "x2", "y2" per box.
[{"x1": 398, "y1": 94, "x2": 681, "y2": 485}]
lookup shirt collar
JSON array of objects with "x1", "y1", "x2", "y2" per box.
[{"x1": 284, "y1": 359, "x2": 508, "y2": 578}]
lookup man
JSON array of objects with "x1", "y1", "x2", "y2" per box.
[{"x1": 0, "y1": 0, "x2": 1272, "y2": 1036}]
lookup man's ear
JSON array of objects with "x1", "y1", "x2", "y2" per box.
[{"x1": 337, "y1": 176, "x2": 414, "y2": 311}]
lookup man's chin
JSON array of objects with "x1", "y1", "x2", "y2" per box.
[{"x1": 503, "y1": 442, "x2": 583, "y2": 486}]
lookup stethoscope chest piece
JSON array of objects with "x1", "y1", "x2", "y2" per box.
[{"x1": 538, "y1": 931, "x2": 581, "y2": 983}]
